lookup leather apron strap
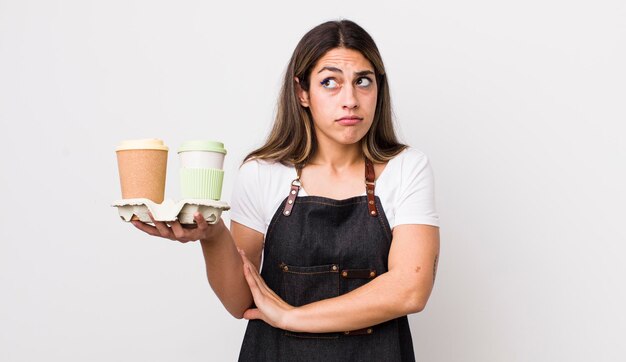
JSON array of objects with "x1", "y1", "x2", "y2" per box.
[
  {"x1": 283, "y1": 159, "x2": 378, "y2": 217},
  {"x1": 282, "y1": 164, "x2": 303, "y2": 216},
  {"x1": 364, "y1": 158, "x2": 378, "y2": 217}
]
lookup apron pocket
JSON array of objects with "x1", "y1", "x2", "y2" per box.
[
  {"x1": 279, "y1": 262, "x2": 340, "y2": 307},
  {"x1": 279, "y1": 262, "x2": 341, "y2": 340}
]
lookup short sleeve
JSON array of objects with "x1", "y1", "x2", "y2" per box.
[
  {"x1": 229, "y1": 160, "x2": 266, "y2": 234},
  {"x1": 393, "y1": 152, "x2": 440, "y2": 228}
]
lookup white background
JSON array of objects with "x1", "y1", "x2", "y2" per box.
[{"x1": 1, "y1": 0, "x2": 625, "y2": 361}]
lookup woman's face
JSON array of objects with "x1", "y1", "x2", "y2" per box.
[{"x1": 298, "y1": 47, "x2": 378, "y2": 148}]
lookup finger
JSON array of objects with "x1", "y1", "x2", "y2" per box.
[
  {"x1": 243, "y1": 263, "x2": 259, "y2": 290},
  {"x1": 240, "y1": 253, "x2": 270, "y2": 290},
  {"x1": 239, "y1": 254, "x2": 267, "y2": 288},
  {"x1": 243, "y1": 263, "x2": 267, "y2": 304},
  {"x1": 239, "y1": 249, "x2": 264, "y2": 276},
  {"x1": 186, "y1": 214, "x2": 210, "y2": 241},
  {"x1": 241, "y1": 259, "x2": 284, "y2": 304},
  {"x1": 238, "y1": 252, "x2": 266, "y2": 286},
  {"x1": 131, "y1": 220, "x2": 160, "y2": 236},
  {"x1": 194, "y1": 212, "x2": 209, "y2": 233},
  {"x1": 149, "y1": 213, "x2": 175, "y2": 240},
  {"x1": 238, "y1": 248, "x2": 250, "y2": 263},
  {"x1": 239, "y1": 250, "x2": 258, "y2": 273},
  {"x1": 238, "y1": 250, "x2": 285, "y2": 305},
  {"x1": 249, "y1": 267, "x2": 282, "y2": 301},
  {"x1": 170, "y1": 220, "x2": 192, "y2": 242},
  {"x1": 191, "y1": 212, "x2": 211, "y2": 240},
  {"x1": 243, "y1": 308, "x2": 262, "y2": 320}
]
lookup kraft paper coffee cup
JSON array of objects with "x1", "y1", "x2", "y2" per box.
[
  {"x1": 178, "y1": 141, "x2": 226, "y2": 200},
  {"x1": 116, "y1": 139, "x2": 168, "y2": 203}
]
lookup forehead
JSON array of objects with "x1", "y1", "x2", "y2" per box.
[{"x1": 313, "y1": 48, "x2": 374, "y2": 72}]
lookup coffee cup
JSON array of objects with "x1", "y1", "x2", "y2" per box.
[
  {"x1": 178, "y1": 141, "x2": 226, "y2": 200},
  {"x1": 116, "y1": 139, "x2": 168, "y2": 203}
]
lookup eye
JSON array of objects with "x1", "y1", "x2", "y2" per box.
[
  {"x1": 356, "y1": 77, "x2": 372, "y2": 88},
  {"x1": 321, "y1": 78, "x2": 339, "y2": 89}
]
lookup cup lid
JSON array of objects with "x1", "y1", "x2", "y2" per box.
[
  {"x1": 178, "y1": 140, "x2": 227, "y2": 154},
  {"x1": 116, "y1": 139, "x2": 169, "y2": 151}
]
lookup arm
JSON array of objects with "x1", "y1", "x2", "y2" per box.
[
  {"x1": 132, "y1": 161, "x2": 270, "y2": 318},
  {"x1": 200, "y1": 220, "x2": 263, "y2": 318},
  {"x1": 132, "y1": 215, "x2": 264, "y2": 319},
  {"x1": 241, "y1": 224, "x2": 440, "y2": 332}
]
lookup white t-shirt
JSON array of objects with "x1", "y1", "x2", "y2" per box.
[{"x1": 230, "y1": 147, "x2": 439, "y2": 235}]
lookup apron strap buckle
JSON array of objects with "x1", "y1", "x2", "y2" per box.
[{"x1": 283, "y1": 178, "x2": 301, "y2": 216}]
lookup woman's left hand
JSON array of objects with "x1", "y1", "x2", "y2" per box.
[{"x1": 238, "y1": 249, "x2": 296, "y2": 330}]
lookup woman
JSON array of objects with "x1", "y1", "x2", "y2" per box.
[{"x1": 133, "y1": 19, "x2": 439, "y2": 362}]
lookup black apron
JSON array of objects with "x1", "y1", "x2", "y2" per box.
[{"x1": 238, "y1": 159, "x2": 415, "y2": 361}]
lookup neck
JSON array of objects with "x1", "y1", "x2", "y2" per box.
[{"x1": 309, "y1": 140, "x2": 362, "y2": 168}]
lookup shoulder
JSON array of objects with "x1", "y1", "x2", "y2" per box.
[
  {"x1": 238, "y1": 158, "x2": 277, "y2": 173},
  {"x1": 238, "y1": 158, "x2": 295, "y2": 181},
  {"x1": 235, "y1": 158, "x2": 296, "y2": 198},
  {"x1": 381, "y1": 146, "x2": 439, "y2": 228},
  {"x1": 377, "y1": 146, "x2": 434, "y2": 196},
  {"x1": 383, "y1": 147, "x2": 432, "y2": 180},
  {"x1": 393, "y1": 147, "x2": 429, "y2": 164},
  {"x1": 231, "y1": 159, "x2": 296, "y2": 235}
]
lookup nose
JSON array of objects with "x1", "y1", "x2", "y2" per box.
[{"x1": 342, "y1": 85, "x2": 358, "y2": 110}]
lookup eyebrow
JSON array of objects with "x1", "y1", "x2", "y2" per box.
[{"x1": 317, "y1": 66, "x2": 375, "y2": 77}]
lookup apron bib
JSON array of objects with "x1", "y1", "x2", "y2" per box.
[{"x1": 238, "y1": 160, "x2": 415, "y2": 362}]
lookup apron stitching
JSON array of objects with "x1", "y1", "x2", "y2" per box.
[{"x1": 282, "y1": 271, "x2": 339, "y2": 275}]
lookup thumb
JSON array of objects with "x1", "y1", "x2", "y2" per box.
[{"x1": 243, "y1": 308, "x2": 262, "y2": 320}]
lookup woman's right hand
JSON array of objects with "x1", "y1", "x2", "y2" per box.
[{"x1": 131, "y1": 212, "x2": 226, "y2": 243}]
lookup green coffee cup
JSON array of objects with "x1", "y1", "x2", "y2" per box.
[{"x1": 178, "y1": 141, "x2": 226, "y2": 200}]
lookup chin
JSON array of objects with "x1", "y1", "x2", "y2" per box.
[
  {"x1": 337, "y1": 135, "x2": 366, "y2": 145},
  {"x1": 316, "y1": 127, "x2": 368, "y2": 147}
]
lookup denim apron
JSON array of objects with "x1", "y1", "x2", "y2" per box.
[{"x1": 238, "y1": 159, "x2": 415, "y2": 361}]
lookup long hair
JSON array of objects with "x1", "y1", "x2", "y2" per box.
[{"x1": 245, "y1": 20, "x2": 406, "y2": 165}]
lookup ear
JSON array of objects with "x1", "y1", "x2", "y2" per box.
[{"x1": 294, "y1": 77, "x2": 310, "y2": 108}]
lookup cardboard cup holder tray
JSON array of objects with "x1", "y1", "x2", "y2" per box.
[{"x1": 112, "y1": 198, "x2": 230, "y2": 225}]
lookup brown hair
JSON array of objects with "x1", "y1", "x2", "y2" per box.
[{"x1": 244, "y1": 19, "x2": 406, "y2": 165}]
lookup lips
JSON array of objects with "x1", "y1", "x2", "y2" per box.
[{"x1": 336, "y1": 116, "x2": 363, "y2": 126}]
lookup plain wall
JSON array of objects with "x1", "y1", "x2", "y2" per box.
[{"x1": 1, "y1": 0, "x2": 625, "y2": 361}]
